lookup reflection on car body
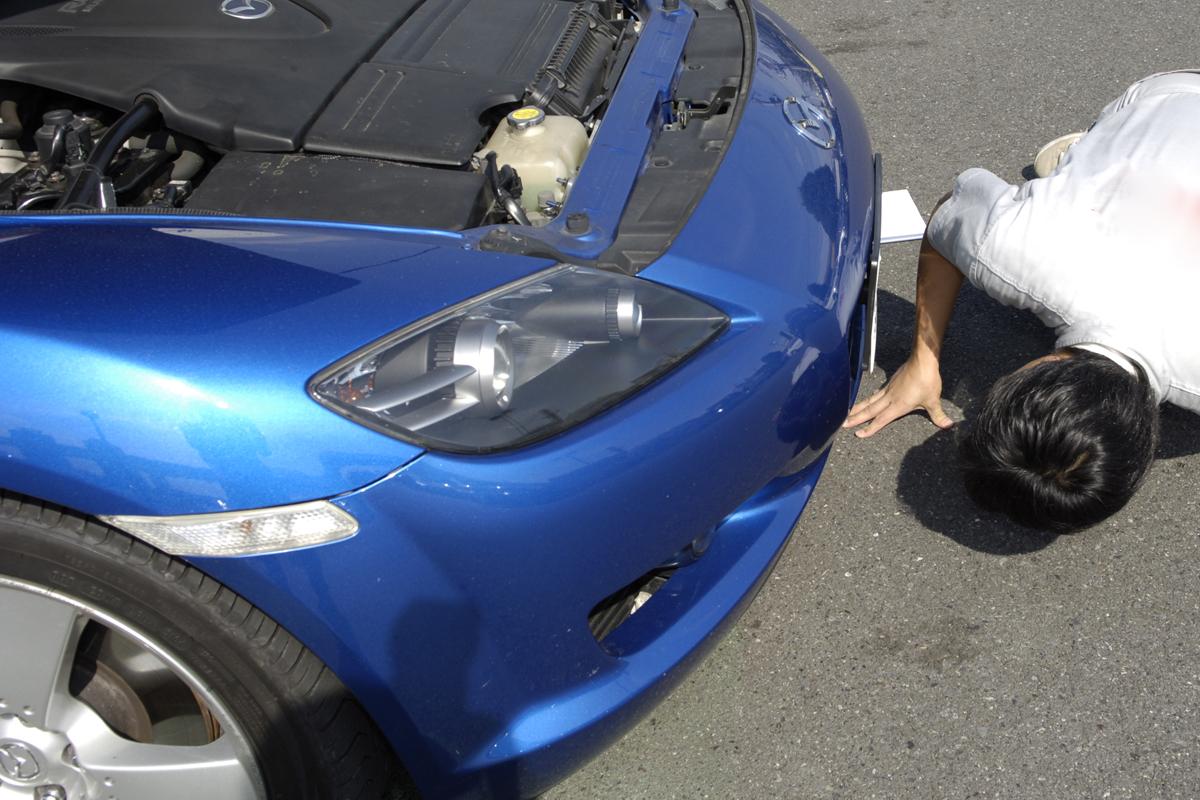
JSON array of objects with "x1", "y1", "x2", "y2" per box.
[{"x1": 0, "y1": 0, "x2": 875, "y2": 797}]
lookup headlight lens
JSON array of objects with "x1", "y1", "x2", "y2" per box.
[{"x1": 309, "y1": 265, "x2": 728, "y2": 453}]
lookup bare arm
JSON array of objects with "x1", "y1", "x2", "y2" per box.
[
  {"x1": 843, "y1": 206, "x2": 963, "y2": 437},
  {"x1": 908, "y1": 232, "x2": 964, "y2": 372}
]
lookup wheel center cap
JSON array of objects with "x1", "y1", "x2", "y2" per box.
[
  {"x1": 0, "y1": 739, "x2": 42, "y2": 783},
  {"x1": 0, "y1": 718, "x2": 85, "y2": 796}
]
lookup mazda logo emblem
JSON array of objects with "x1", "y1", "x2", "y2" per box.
[
  {"x1": 0, "y1": 741, "x2": 41, "y2": 781},
  {"x1": 220, "y1": 0, "x2": 274, "y2": 20}
]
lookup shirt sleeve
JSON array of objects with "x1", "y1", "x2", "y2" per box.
[
  {"x1": 926, "y1": 169, "x2": 1015, "y2": 280},
  {"x1": 927, "y1": 168, "x2": 1072, "y2": 328}
]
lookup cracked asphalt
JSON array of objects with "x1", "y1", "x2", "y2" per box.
[{"x1": 549, "y1": 1, "x2": 1200, "y2": 797}]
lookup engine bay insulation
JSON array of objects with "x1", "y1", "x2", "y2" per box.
[
  {"x1": 305, "y1": 0, "x2": 610, "y2": 166},
  {"x1": 0, "y1": 0, "x2": 612, "y2": 166},
  {"x1": 0, "y1": 0, "x2": 428, "y2": 152}
]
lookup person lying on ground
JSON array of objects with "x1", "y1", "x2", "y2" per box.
[{"x1": 843, "y1": 70, "x2": 1200, "y2": 533}]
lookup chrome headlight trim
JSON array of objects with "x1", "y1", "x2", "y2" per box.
[{"x1": 308, "y1": 264, "x2": 729, "y2": 454}]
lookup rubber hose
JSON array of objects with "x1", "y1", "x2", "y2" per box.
[
  {"x1": 112, "y1": 150, "x2": 173, "y2": 195},
  {"x1": 503, "y1": 190, "x2": 532, "y2": 227},
  {"x1": 44, "y1": 125, "x2": 68, "y2": 171},
  {"x1": 484, "y1": 152, "x2": 531, "y2": 226},
  {"x1": 57, "y1": 96, "x2": 160, "y2": 209},
  {"x1": 17, "y1": 191, "x2": 63, "y2": 211}
]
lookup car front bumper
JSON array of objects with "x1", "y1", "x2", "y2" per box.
[{"x1": 193, "y1": 6, "x2": 876, "y2": 798}]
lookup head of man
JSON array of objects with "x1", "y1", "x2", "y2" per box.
[{"x1": 959, "y1": 349, "x2": 1159, "y2": 533}]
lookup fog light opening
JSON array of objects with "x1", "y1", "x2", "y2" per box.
[{"x1": 587, "y1": 568, "x2": 674, "y2": 645}]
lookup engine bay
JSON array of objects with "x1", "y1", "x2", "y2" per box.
[
  {"x1": 0, "y1": 0, "x2": 636, "y2": 228},
  {"x1": 0, "y1": 0, "x2": 747, "y2": 251}
]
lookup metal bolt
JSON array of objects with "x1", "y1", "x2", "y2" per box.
[
  {"x1": 34, "y1": 786, "x2": 67, "y2": 800},
  {"x1": 565, "y1": 212, "x2": 590, "y2": 234}
]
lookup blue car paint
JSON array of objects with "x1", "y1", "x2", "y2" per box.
[
  {"x1": 0, "y1": 222, "x2": 558, "y2": 514},
  {"x1": 205, "y1": 7, "x2": 872, "y2": 797},
  {"x1": 0, "y1": 2, "x2": 874, "y2": 798}
]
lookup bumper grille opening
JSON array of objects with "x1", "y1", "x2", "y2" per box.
[{"x1": 587, "y1": 568, "x2": 674, "y2": 644}]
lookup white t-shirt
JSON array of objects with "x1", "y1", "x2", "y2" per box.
[{"x1": 927, "y1": 71, "x2": 1200, "y2": 412}]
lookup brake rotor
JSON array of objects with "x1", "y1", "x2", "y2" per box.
[
  {"x1": 193, "y1": 687, "x2": 223, "y2": 742},
  {"x1": 73, "y1": 659, "x2": 154, "y2": 743}
]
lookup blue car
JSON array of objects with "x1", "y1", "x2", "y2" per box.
[{"x1": 0, "y1": 0, "x2": 875, "y2": 797}]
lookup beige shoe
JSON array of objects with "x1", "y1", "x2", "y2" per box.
[{"x1": 1033, "y1": 132, "x2": 1085, "y2": 178}]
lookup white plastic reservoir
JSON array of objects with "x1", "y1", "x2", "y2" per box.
[
  {"x1": 0, "y1": 141, "x2": 25, "y2": 176},
  {"x1": 478, "y1": 106, "x2": 588, "y2": 219}
]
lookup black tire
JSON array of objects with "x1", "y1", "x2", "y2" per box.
[{"x1": 0, "y1": 491, "x2": 418, "y2": 800}]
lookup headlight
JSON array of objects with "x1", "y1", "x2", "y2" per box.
[{"x1": 309, "y1": 265, "x2": 728, "y2": 453}]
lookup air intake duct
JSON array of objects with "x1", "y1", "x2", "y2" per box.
[{"x1": 525, "y1": 1, "x2": 623, "y2": 118}]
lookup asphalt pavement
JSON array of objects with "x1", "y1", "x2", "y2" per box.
[{"x1": 550, "y1": 1, "x2": 1200, "y2": 797}]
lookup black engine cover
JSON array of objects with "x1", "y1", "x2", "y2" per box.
[
  {"x1": 0, "y1": 0, "x2": 426, "y2": 151},
  {"x1": 305, "y1": 0, "x2": 579, "y2": 166},
  {"x1": 0, "y1": 0, "x2": 589, "y2": 163}
]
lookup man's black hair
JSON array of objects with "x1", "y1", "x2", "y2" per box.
[{"x1": 959, "y1": 349, "x2": 1159, "y2": 533}]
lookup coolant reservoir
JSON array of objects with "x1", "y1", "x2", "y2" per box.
[{"x1": 478, "y1": 107, "x2": 588, "y2": 220}]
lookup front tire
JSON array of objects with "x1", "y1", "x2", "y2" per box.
[{"x1": 0, "y1": 492, "x2": 415, "y2": 800}]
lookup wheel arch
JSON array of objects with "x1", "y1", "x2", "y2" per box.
[{"x1": 0, "y1": 487, "x2": 420, "y2": 798}]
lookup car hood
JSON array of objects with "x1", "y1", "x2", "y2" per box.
[
  {"x1": 0, "y1": 218, "x2": 555, "y2": 514},
  {"x1": 0, "y1": 0, "x2": 591, "y2": 162}
]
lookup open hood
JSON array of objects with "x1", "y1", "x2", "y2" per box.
[{"x1": 0, "y1": 0, "x2": 598, "y2": 160}]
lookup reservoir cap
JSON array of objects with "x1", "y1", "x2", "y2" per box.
[{"x1": 507, "y1": 106, "x2": 546, "y2": 130}]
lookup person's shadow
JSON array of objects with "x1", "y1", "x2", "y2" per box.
[
  {"x1": 896, "y1": 428, "x2": 1060, "y2": 554},
  {"x1": 873, "y1": 288, "x2": 1200, "y2": 554},
  {"x1": 1155, "y1": 405, "x2": 1200, "y2": 460}
]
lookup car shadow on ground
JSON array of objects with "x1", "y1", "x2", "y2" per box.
[{"x1": 872, "y1": 289, "x2": 1200, "y2": 555}]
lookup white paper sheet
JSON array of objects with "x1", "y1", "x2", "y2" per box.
[{"x1": 880, "y1": 189, "x2": 926, "y2": 243}]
